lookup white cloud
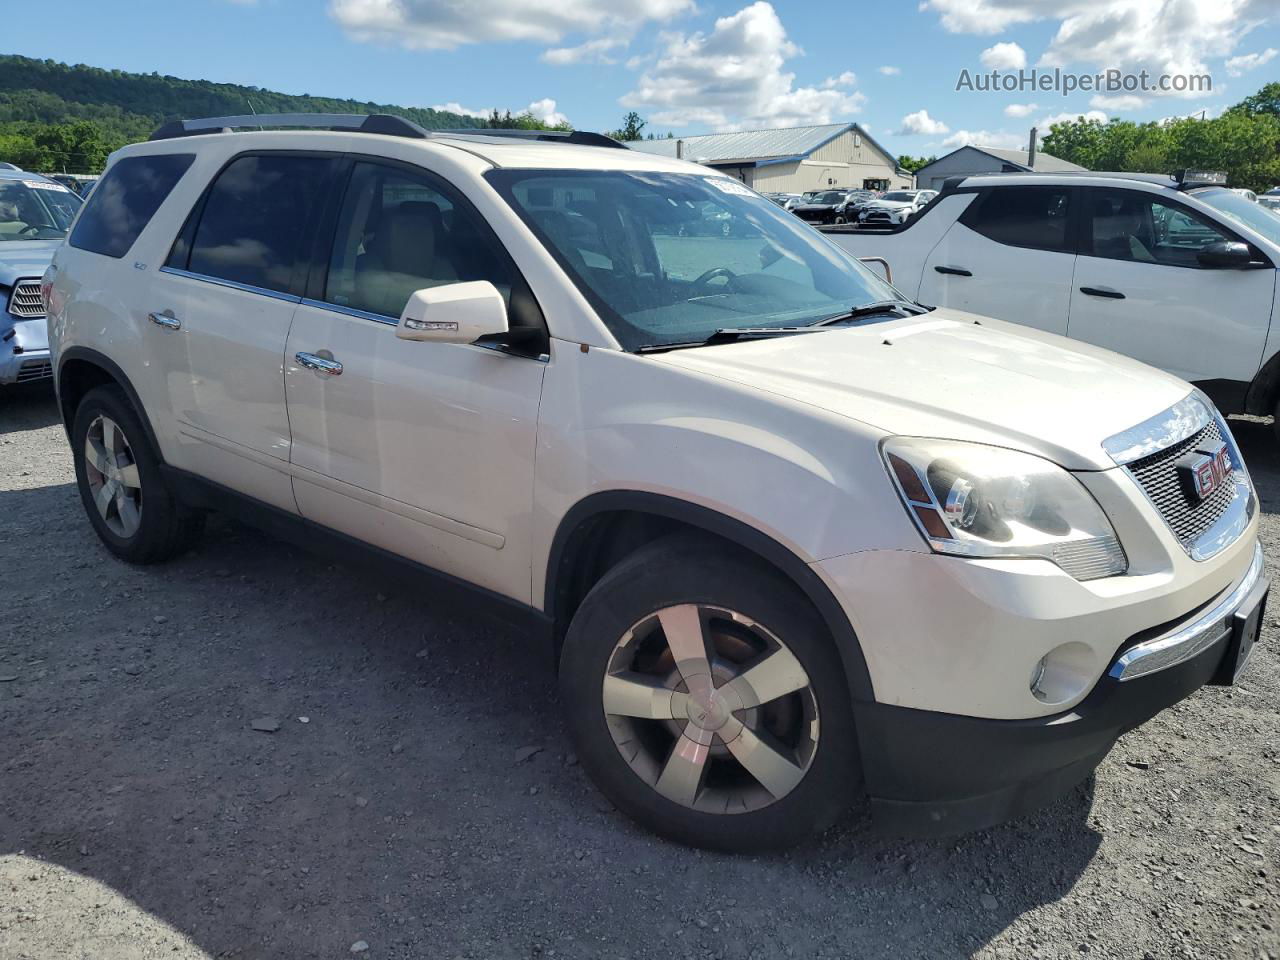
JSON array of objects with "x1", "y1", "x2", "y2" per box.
[
  {"x1": 1089, "y1": 93, "x2": 1146, "y2": 111},
  {"x1": 980, "y1": 41, "x2": 1027, "y2": 69},
  {"x1": 823, "y1": 71, "x2": 858, "y2": 88},
  {"x1": 899, "y1": 109, "x2": 951, "y2": 135},
  {"x1": 1003, "y1": 101, "x2": 1039, "y2": 117},
  {"x1": 941, "y1": 128, "x2": 1029, "y2": 149},
  {"x1": 922, "y1": 0, "x2": 1274, "y2": 99},
  {"x1": 330, "y1": 0, "x2": 693, "y2": 51},
  {"x1": 1226, "y1": 47, "x2": 1278, "y2": 75},
  {"x1": 1038, "y1": 109, "x2": 1109, "y2": 129},
  {"x1": 526, "y1": 98, "x2": 570, "y2": 126},
  {"x1": 542, "y1": 35, "x2": 629, "y2": 65},
  {"x1": 878, "y1": 65, "x2": 902, "y2": 75},
  {"x1": 429, "y1": 98, "x2": 570, "y2": 125},
  {"x1": 620, "y1": 2, "x2": 866, "y2": 130}
]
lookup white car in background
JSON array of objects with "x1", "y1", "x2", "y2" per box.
[
  {"x1": 858, "y1": 189, "x2": 937, "y2": 226},
  {"x1": 830, "y1": 171, "x2": 1280, "y2": 434},
  {"x1": 47, "y1": 118, "x2": 1265, "y2": 852}
]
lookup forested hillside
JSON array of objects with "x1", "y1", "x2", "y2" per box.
[{"x1": 0, "y1": 54, "x2": 563, "y2": 172}]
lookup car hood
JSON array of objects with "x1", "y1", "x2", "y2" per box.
[
  {"x1": 0, "y1": 240, "x2": 60, "y2": 288},
  {"x1": 795, "y1": 203, "x2": 838, "y2": 211},
  {"x1": 865, "y1": 199, "x2": 913, "y2": 210},
  {"x1": 650, "y1": 308, "x2": 1192, "y2": 471}
]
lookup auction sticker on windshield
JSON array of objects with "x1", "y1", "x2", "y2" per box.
[
  {"x1": 23, "y1": 180, "x2": 72, "y2": 192},
  {"x1": 707, "y1": 177, "x2": 754, "y2": 197}
]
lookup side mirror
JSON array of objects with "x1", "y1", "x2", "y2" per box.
[
  {"x1": 395, "y1": 281, "x2": 509, "y2": 343},
  {"x1": 1197, "y1": 240, "x2": 1255, "y2": 269}
]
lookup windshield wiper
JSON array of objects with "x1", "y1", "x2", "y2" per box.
[
  {"x1": 810, "y1": 300, "x2": 930, "y2": 326},
  {"x1": 637, "y1": 326, "x2": 825, "y2": 353}
]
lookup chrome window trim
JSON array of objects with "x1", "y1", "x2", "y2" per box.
[
  {"x1": 299, "y1": 297, "x2": 397, "y2": 326},
  {"x1": 158, "y1": 266, "x2": 302, "y2": 304},
  {"x1": 1110, "y1": 542, "x2": 1263, "y2": 681}
]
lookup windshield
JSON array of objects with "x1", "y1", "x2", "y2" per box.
[
  {"x1": 881, "y1": 192, "x2": 916, "y2": 203},
  {"x1": 487, "y1": 169, "x2": 902, "y2": 351},
  {"x1": 1193, "y1": 187, "x2": 1280, "y2": 246},
  {"x1": 0, "y1": 178, "x2": 82, "y2": 241}
]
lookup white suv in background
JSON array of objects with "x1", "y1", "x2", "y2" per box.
[
  {"x1": 47, "y1": 114, "x2": 1266, "y2": 851},
  {"x1": 831, "y1": 171, "x2": 1280, "y2": 431}
]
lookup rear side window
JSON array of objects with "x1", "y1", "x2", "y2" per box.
[
  {"x1": 69, "y1": 154, "x2": 193, "y2": 258},
  {"x1": 961, "y1": 186, "x2": 1073, "y2": 252},
  {"x1": 182, "y1": 154, "x2": 335, "y2": 295}
]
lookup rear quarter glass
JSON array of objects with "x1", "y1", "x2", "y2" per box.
[{"x1": 69, "y1": 154, "x2": 195, "y2": 259}]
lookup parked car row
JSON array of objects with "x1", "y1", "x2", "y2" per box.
[{"x1": 39, "y1": 116, "x2": 1267, "y2": 855}]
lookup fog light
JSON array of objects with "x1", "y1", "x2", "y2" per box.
[{"x1": 1030, "y1": 642, "x2": 1096, "y2": 705}]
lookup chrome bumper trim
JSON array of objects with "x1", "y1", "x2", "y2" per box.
[{"x1": 1109, "y1": 542, "x2": 1264, "y2": 682}]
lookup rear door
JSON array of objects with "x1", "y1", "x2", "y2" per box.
[
  {"x1": 1067, "y1": 187, "x2": 1276, "y2": 389},
  {"x1": 920, "y1": 185, "x2": 1078, "y2": 335},
  {"x1": 148, "y1": 152, "x2": 341, "y2": 511}
]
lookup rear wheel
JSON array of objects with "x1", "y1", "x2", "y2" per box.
[
  {"x1": 72, "y1": 385, "x2": 204, "y2": 563},
  {"x1": 560, "y1": 536, "x2": 859, "y2": 851}
]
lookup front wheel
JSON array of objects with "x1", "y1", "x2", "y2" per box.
[{"x1": 559, "y1": 536, "x2": 860, "y2": 851}]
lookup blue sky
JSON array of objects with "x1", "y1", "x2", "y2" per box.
[{"x1": 15, "y1": 0, "x2": 1280, "y2": 157}]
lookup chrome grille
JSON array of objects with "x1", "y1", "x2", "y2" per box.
[
  {"x1": 15, "y1": 359, "x2": 52, "y2": 382},
  {"x1": 7, "y1": 279, "x2": 44, "y2": 319},
  {"x1": 1126, "y1": 419, "x2": 1238, "y2": 547}
]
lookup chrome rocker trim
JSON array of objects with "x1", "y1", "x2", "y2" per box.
[{"x1": 1109, "y1": 542, "x2": 1264, "y2": 682}]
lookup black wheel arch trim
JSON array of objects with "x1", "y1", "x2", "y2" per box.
[
  {"x1": 545, "y1": 490, "x2": 876, "y2": 704},
  {"x1": 57, "y1": 346, "x2": 164, "y2": 459}
]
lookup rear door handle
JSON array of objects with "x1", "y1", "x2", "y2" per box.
[
  {"x1": 295, "y1": 351, "x2": 343, "y2": 376},
  {"x1": 148, "y1": 310, "x2": 181, "y2": 330},
  {"x1": 934, "y1": 266, "x2": 972, "y2": 277},
  {"x1": 1080, "y1": 286, "x2": 1125, "y2": 299}
]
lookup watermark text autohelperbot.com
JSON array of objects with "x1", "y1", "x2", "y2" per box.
[{"x1": 956, "y1": 68, "x2": 1212, "y2": 98}]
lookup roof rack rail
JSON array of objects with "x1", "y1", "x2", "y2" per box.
[
  {"x1": 149, "y1": 113, "x2": 430, "y2": 141},
  {"x1": 436, "y1": 128, "x2": 627, "y2": 149}
]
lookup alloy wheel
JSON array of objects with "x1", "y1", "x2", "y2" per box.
[
  {"x1": 602, "y1": 603, "x2": 819, "y2": 814},
  {"x1": 84, "y1": 414, "x2": 143, "y2": 538}
]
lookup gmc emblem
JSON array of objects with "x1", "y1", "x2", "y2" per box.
[{"x1": 1176, "y1": 440, "x2": 1232, "y2": 502}]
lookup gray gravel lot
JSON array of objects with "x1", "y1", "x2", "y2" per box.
[{"x1": 1, "y1": 383, "x2": 1278, "y2": 960}]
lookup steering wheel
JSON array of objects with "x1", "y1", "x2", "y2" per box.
[{"x1": 692, "y1": 266, "x2": 737, "y2": 290}]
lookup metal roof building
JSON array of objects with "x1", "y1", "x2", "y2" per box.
[
  {"x1": 627, "y1": 122, "x2": 914, "y2": 194},
  {"x1": 913, "y1": 144, "x2": 1085, "y2": 191}
]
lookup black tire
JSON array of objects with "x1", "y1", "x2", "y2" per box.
[
  {"x1": 559, "y1": 535, "x2": 860, "y2": 851},
  {"x1": 71, "y1": 384, "x2": 204, "y2": 563}
]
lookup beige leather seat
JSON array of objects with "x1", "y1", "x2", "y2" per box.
[{"x1": 355, "y1": 200, "x2": 458, "y2": 317}]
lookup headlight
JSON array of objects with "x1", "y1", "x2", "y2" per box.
[{"x1": 882, "y1": 438, "x2": 1127, "y2": 581}]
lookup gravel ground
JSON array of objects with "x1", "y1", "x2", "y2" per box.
[{"x1": 1, "y1": 382, "x2": 1278, "y2": 960}]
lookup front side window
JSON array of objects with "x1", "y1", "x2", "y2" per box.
[
  {"x1": 963, "y1": 186, "x2": 1072, "y2": 252},
  {"x1": 487, "y1": 169, "x2": 900, "y2": 351},
  {"x1": 1089, "y1": 190, "x2": 1230, "y2": 268},
  {"x1": 69, "y1": 154, "x2": 191, "y2": 258},
  {"x1": 325, "y1": 161, "x2": 518, "y2": 319},
  {"x1": 183, "y1": 154, "x2": 335, "y2": 294},
  {"x1": 1192, "y1": 186, "x2": 1280, "y2": 248}
]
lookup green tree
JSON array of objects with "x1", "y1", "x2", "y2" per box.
[
  {"x1": 1231, "y1": 82, "x2": 1280, "y2": 118},
  {"x1": 609, "y1": 111, "x2": 646, "y2": 141},
  {"x1": 896, "y1": 154, "x2": 936, "y2": 173}
]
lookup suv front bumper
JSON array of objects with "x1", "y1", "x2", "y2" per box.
[
  {"x1": 1, "y1": 315, "x2": 52, "y2": 385},
  {"x1": 853, "y1": 543, "x2": 1267, "y2": 836}
]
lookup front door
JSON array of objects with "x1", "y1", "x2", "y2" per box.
[
  {"x1": 283, "y1": 159, "x2": 547, "y2": 602},
  {"x1": 149, "y1": 152, "x2": 341, "y2": 511},
  {"x1": 920, "y1": 185, "x2": 1078, "y2": 335},
  {"x1": 1067, "y1": 187, "x2": 1276, "y2": 387}
]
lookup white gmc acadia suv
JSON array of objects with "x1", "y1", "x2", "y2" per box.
[{"x1": 46, "y1": 114, "x2": 1267, "y2": 852}]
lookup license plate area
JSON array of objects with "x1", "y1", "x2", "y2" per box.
[{"x1": 1211, "y1": 579, "x2": 1268, "y2": 685}]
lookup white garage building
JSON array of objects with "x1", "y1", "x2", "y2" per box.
[
  {"x1": 912, "y1": 145, "x2": 1085, "y2": 191},
  {"x1": 627, "y1": 123, "x2": 914, "y2": 194}
]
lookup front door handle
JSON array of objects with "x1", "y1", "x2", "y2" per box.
[
  {"x1": 934, "y1": 265, "x2": 972, "y2": 277},
  {"x1": 1080, "y1": 286, "x2": 1126, "y2": 299},
  {"x1": 295, "y1": 351, "x2": 343, "y2": 376},
  {"x1": 148, "y1": 310, "x2": 181, "y2": 330}
]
